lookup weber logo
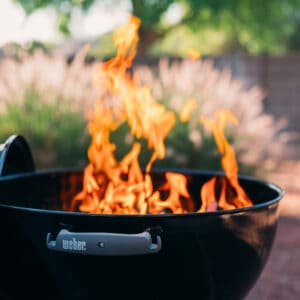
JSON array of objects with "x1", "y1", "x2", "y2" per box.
[{"x1": 62, "y1": 238, "x2": 87, "y2": 251}]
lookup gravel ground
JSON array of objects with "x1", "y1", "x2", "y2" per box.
[
  {"x1": 246, "y1": 217, "x2": 300, "y2": 299},
  {"x1": 246, "y1": 161, "x2": 300, "y2": 300}
]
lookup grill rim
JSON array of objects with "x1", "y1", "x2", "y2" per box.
[{"x1": 0, "y1": 168, "x2": 283, "y2": 218}]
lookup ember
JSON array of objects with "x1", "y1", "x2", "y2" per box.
[{"x1": 71, "y1": 16, "x2": 252, "y2": 214}]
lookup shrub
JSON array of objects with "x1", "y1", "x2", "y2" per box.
[
  {"x1": 132, "y1": 58, "x2": 293, "y2": 175},
  {"x1": 0, "y1": 49, "x2": 93, "y2": 169},
  {"x1": 0, "y1": 51, "x2": 292, "y2": 175}
]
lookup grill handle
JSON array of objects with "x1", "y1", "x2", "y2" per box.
[{"x1": 46, "y1": 227, "x2": 162, "y2": 256}]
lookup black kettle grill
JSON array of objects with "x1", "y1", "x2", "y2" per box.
[{"x1": 0, "y1": 135, "x2": 283, "y2": 300}]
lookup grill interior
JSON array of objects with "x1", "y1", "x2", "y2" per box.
[{"x1": 0, "y1": 169, "x2": 281, "y2": 213}]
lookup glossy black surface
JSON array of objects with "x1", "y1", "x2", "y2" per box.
[
  {"x1": 0, "y1": 135, "x2": 35, "y2": 176},
  {"x1": 0, "y1": 170, "x2": 282, "y2": 300}
]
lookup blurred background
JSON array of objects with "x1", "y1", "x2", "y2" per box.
[
  {"x1": 1, "y1": 0, "x2": 299, "y2": 170},
  {"x1": 0, "y1": 1, "x2": 299, "y2": 298}
]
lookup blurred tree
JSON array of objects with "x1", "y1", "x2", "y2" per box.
[{"x1": 15, "y1": 0, "x2": 300, "y2": 55}]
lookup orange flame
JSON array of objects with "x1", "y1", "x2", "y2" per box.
[
  {"x1": 71, "y1": 16, "x2": 252, "y2": 215},
  {"x1": 179, "y1": 99, "x2": 197, "y2": 122},
  {"x1": 186, "y1": 48, "x2": 201, "y2": 60},
  {"x1": 71, "y1": 16, "x2": 194, "y2": 214},
  {"x1": 199, "y1": 111, "x2": 252, "y2": 212}
]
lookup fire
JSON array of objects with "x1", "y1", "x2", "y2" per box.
[
  {"x1": 186, "y1": 48, "x2": 201, "y2": 60},
  {"x1": 71, "y1": 16, "x2": 252, "y2": 214},
  {"x1": 199, "y1": 111, "x2": 252, "y2": 212},
  {"x1": 71, "y1": 16, "x2": 193, "y2": 214},
  {"x1": 179, "y1": 99, "x2": 197, "y2": 122}
]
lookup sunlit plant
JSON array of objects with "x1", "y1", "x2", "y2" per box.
[
  {"x1": 0, "y1": 48, "x2": 94, "y2": 168},
  {"x1": 133, "y1": 58, "x2": 293, "y2": 174}
]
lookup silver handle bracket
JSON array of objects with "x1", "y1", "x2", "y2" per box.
[{"x1": 46, "y1": 227, "x2": 162, "y2": 256}]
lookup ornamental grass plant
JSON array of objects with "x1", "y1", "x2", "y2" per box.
[{"x1": 0, "y1": 50, "x2": 293, "y2": 174}]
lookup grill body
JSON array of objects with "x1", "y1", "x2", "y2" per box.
[{"x1": 0, "y1": 169, "x2": 282, "y2": 300}]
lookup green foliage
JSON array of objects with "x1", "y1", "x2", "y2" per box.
[
  {"x1": 108, "y1": 110, "x2": 242, "y2": 173},
  {"x1": 150, "y1": 25, "x2": 229, "y2": 56},
  {"x1": 15, "y1": 0, "x2": 95, "y2": 37},
  {"x1": 15, "y1": 0, "x2": 300, "y2": 55},
  {"x1": 0, "y1": 50, "x2": 93, "y2": 169},
  {"x1": 87, "y1": 32, "x2": 116, "y2": 60},
  {"x1": 58, "y1": 10, "x2": 72, "y2": 35},
  {"x1": 0, "y1": 88, "x2": 89, "y2": 169},
  {"x1": 15, "y1": 0, "x2": 95, "y2": 15},
  {"x1": 0, "y1": 50, "x2": 293, "y2": 175},
  {"x1": 134, "y1": 58, "x2": 293, "y2": 175},
  {"x1": 109, "y1": 116, "x2": 223, "y2": 172},
  {"x1": 155, "y1": 0, "x2": 298, "y2": 55},
  {"x1": 155, "y1": 120, "x2": 222, "y2": 171},
  {"x1": 131, "y1": 0, "x2": 170, "y2": 29}
]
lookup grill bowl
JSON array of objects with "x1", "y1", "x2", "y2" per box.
[{"x1": 0, "y1": 168, "x2": 282, "y2": 300}]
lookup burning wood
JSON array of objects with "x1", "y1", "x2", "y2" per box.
[{"x1": 71, "y1": 16, "x2": 253, "y2": 214}]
